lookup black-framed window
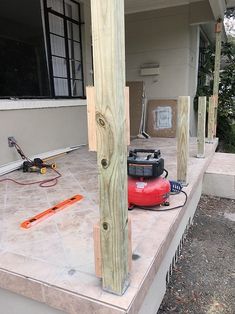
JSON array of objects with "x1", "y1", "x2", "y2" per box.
[
  {"x1": 44, "y1": 0, "x2": 85, "y2": 98},
  {"x1": 0, "y1": 0, "x2": 85, "y2": 99}
]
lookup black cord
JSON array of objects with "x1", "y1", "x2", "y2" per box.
[
  {"x1": 13, "y1": 142, "x2": 33, "y2": 163},
  {"x1": 129, "y1": 190, "x2": 188, "y2": 212},
  {"x1": 163, "y1": 168, "x2": 168, "y2": 178}
]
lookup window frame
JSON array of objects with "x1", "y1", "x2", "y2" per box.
[
  {"x1": 0, "y1": 0, "x2": 86, "y2": 101},
  {"x1": 43, "y1": 0, "x2": 85, "y2": 99}
]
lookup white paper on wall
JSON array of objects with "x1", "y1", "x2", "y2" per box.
[{"x1": 154, "y1": 106, "x2": 172, "y2": 130}]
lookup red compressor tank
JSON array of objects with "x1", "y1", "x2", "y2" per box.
[{"x1": 128, "y1": 176, "x2": 171, "y2": 208}]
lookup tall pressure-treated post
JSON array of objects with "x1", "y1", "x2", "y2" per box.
[
  {"x1": 90, "y1": 0, "x2": 129, "y2": 294},
  {"x1": 213, "y1": 21, "x2": 222, "y2": 97},
  {"x1": 177, "y1": 96, "x2": 190, "y2": 185},
  {"x1": 213, "y1": 20, "x2": 222, "y2": 136},
  {"x1": 197, "y1": 96, "x2": 206, "y2": 158}
]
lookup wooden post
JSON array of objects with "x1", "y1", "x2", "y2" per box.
[
  {"x1": 125, "y1": 87, "x2": 130, "y2": 146},
  {"x1": 86, "y1": 86, "x2": 97, "y2": 151},
  {"x1": 213, "y1": 96, "x2": 218, "y2": 136},
  {"x1": 207, "y1": 96, "x2": 216, "y2": 142},
  {"x1": 197, "y1": 96, "x2": 206, "y2": 158},
  {"x1": 213, "y1": 21, "x2": 222, "y2": 96},
  {"x1": 86, "y1": 86, "x2": 130, "y2": 151},
  {"x1": 213, "y1": 20, "x2": 222, "y2": 136},
  {"x1": 93, "y1": 218, "x2": 132, "y2": 278},
  {"x1": 90, "y1": 0, "x2": 129, "y2": 295},
  {"x1": 177, "y1": 96, "x2": 190, "y2": 185}
]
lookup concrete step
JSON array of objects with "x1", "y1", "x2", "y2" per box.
[{"x1": 203, "y1": 153, "x2": 235, "y2": 199}]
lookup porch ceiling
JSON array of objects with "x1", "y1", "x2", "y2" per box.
[
  {"x1": 226, "y1": 0, "x2": 235, "y2": 8},
  {"x1": 125, "y1": 0, "x2": 204, "y2": 14}
]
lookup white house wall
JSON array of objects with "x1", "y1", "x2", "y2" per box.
[
  {"x1": 125, "y1": 5, "x2": 201, "y2": 135},
  {"x1": 125, "y1": 6, "x2": 190, "y2": 97},
  {"x1": 0, "y1": 106, "x2": 87, "y2": 166}
]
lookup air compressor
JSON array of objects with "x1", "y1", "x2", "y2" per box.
[{"x1": 127, "y1": 149, "x2": 173, "y2": 209}]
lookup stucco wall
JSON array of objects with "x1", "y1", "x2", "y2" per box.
[
  {"x1": 125, "y1": 5, "x2": 200, "y2": 135},
  {"x1": 0, "y1": 105, "x2": 88, "y2": 166}
]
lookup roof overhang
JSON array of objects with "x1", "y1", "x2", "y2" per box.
[
  {"x1": 225, "y1": 0, "x2": 235, "y2": 8},
  {"x1": 208, "y1": 0, "x2": 226, "y2": 20},
  {"x1": 125, "y1": 0, "x2": 204, "y2": 14}
]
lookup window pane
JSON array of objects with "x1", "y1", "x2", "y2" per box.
[
  {"x1": 52, "y1": 56, "x2": 67, "y2": 78},
  {"x1": 50, "y1": 34, "x2": 66, "y2": 57},
  {"x1": 70, "y1": 60, "x2": 82, "y2": 80},
  {"x1": 65, "y1": 1, "x2": 79, "y2": 21},
  {"x1": 71, "y1": 79, "x2": 83, "y2": 97},
  {"x1": 47, "y1": 0, "x2": 64, "y2": 14},
  {"x1": 68, "y1": 40, "x2": 81, "y2": 61},
  {"x1": 67, "y1": 22, "x2": 80, "y2": 42},
  {"x1": 54, "y1": 78, "x2": 69, "y2": 96},
  {"x1": 49, "y1": 13, "x2": 64, "y2": 36}
]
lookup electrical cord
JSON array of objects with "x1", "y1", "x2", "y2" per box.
[
  {"x1": 128, "y1": 190, "x2": 188, "y2": 212},
  {"x1": 163, "y1": 168, "x2": 168, "y2": 178},
  {"x1": 0, "y1": 168, "x2": 61, "y2": 188},
  {"x1": 14, "y1": 142, "x2": 33, "y2": 163}
]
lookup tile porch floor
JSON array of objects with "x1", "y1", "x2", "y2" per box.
[{"x1": 0, "y1": 138, "x2": 217, "y2": 313}]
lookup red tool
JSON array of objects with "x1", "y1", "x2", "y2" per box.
[
  {"x1": 128, "y1": 176, "x2": 170, "y2": 208},
  {"x1": 21, "y1": 194, "x2": 83, "y2": 229},
  {"x1": 127, "y1": 149, "x2": 170, "y2": 209}
]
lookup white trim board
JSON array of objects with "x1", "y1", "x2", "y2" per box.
[
  {"x1": 0, "y1": 145, "x2": 86, "y2": 176},
  {"x1": 0, "y1": 99, "x2": 87, "y2": 111}
]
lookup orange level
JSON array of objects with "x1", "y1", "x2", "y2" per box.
[{"x1": 21, "y1": 194, "x2": 83, "y2": 229}]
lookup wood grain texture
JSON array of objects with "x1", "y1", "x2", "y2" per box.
[
  {"x1": 197, "y1": 96, "x2": 206, "y2": 158},
  {"x1": 177, "y1": 96, "x2": 190, "y2": 185},
  {"x1": 86, "y1": 86, "x2": 97, "y2": 151},
  {"x1": 125, "y1": 87, "x2": 130, "y2": 146},
  {"x1": 208, "y1": 96, "x2": 216, "y2": 142},
  {"x1": 93, "y1": 219, "x2": 132, "y2": 278},
  {"x1": 213, "y1": 23, "x2": 222, "y2": 96},
  {"x1": 90, "y1": 0, "x2": 129, "y2": 294},
  {"x1": 213, "y1": 96, "x2": 218, "y2": 135},
  {"x1": 86, "y1": 86, "x2": 130, "y2": 151}
]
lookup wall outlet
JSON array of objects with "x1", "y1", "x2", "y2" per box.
[{"x1": 8, "y1": 137, "x2": 16, "y2": 147}]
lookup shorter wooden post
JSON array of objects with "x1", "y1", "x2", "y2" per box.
[
  {"x1": 197, "y1": 96, "x2": 206, "y2": 158},
  {"x1": 207, "y1": 96, "x2": 216, "y2": 142},
  {"x1": 177, "y1": 96, "x2": 190, "y2": 186}
]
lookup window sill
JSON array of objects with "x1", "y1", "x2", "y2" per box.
[{"x1": 0, "y1": 98, "x2": 87, "y2": 110}]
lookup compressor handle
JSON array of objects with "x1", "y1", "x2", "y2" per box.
[{"x1": 129, "y1": 149, "x2": 161, "y2": 158}]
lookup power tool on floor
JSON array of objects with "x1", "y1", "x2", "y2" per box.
[
  {"x1": 10, "y1": 138, "x2": 56, "y2": 174},
  {"x1": 22, "y1": 158, "x2": 56, "y2": 174},
  {"x1": 127, "y1": 149, "x2": 184, "y2": 210}
]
